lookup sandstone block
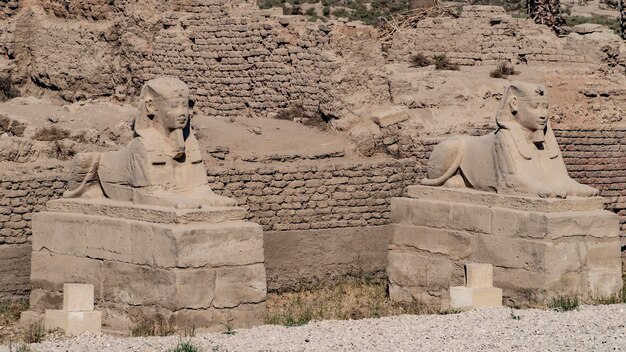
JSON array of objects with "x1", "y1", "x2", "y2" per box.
[
  {"x1": 63, "y1": 284, "x2": 94, "y2": 312},
  {"x1": 465, "y1": 263, "x2": 493, "y2": 288},
  {"x1": 45, "y1": 310, "x2": 101, "y2": 334},
  {"x1": 30, "y1": 252, "x2": 103, "y2": 299},
  {"x1": 449, "y1": 203, "x2": 491, "y2": 233},
  {"x1": 450, "y1": 287, "x2": 502, "y2": 310},
  {"x1": 408, "y1": 199, "x2": 450, "y2": 228},
  {"x1": 174, "y1": 268, "x2": 215, "y2": 310},
  {"x1": 102, "y1": 261, "x2": 176, "y2": 309},
  {"x1": 213, "y1": 264, "x2": 266, "y2": 309},
  {"x1": 32, "y1": 213, "x2": 86, "y2": 256},
  {"x1": 387, "y1": 250, "x2": 452, "y2": 289},
  {"x1": 390, "y1": 225, "x2": 471, "y2": 260},
  {"x1": 86, "y1": 216, "x2": 132, "y2": 262},
  {"x1": 173, "y1": 221, "x2": 264, "y2": 268}
]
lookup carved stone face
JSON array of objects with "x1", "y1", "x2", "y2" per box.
[
  {"x1": 151, "y1": 97, "x2": 190, "y2": 132},
  {"x1": 510, "y1": 97, "x2": 549, "y2": 132}
]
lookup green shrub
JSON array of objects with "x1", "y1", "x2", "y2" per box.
[{"x1": 549, "y1": 296, "x2": 579, "y2": 312}]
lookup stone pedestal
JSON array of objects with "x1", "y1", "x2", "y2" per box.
[
  {"x1": 387, "y1": 185, "x2": 623, "y2": 307},
  {"x1": 27, "y1": 199, "x2": 266, "y2": 332},
  {"x1": 45, "y1": 284, "x2": 102, "y2": 334},
  {"x1": 450, "y1": 264, "x2": 502, "y2": 310}
]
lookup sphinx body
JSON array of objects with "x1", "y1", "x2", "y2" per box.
[
  {"x1": 421, "y1": 81, "x2": 598, "y2": 198},
  {"x1": 65, "y1": 77, "x2": 237, "y2": 209}
]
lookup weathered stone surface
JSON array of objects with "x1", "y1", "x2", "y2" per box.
[
  {"x1": 390, "y1": 224, "x2": 471, "y2": 260},
  {"x1": 102, "y1": 261, "x2": 176, "y2": 309},
  {"x1": 173, "y1": 268, "x2": 215, "y2": 310},
  {"x1": 213, "y1": 264, "x2": 267, "y2": 309},
  {"x1": 389, "y1": 185, "x2": 623, "y2": 307},
  {"x1": 63, "y1": 284, "x2": 94, "y2": 312},
  {"x1": 32, "y1": 213, "x2": 86, "y2": 256},
  {"x1": 407, "y1": 185, "x2": 605, "y2": 213},
  {"x1": 465, "y1": 263, "x2": 493, "y2": 288},
  {"x1": 30, "y1": 252, "x2": 103, "y2": 300},
  {"x1": 45, "y1": 310, "x2": 102, "y2": 334},
  {"x1": 264, "y1": 226, "x2": 390, "y2": 292},
  {"x1": 173, "y1": 221, "x2": 264, "y2": 268},
  {"x1": 47, "y1": 199, "x2": 247, "y2": 224}
]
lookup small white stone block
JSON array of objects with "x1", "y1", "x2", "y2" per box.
[
  {"x1": 63, "y1": 283, "x2": 94, "y2": 312},
  {"x1": 45, "y1": 310, "x2": 102, "y2": 334},
  {"x1": 450, "y1": 286, "x2": 473, "y2": 310},
  {"x1": 450, "y1": 286, "x2": 502, "y2": 310},
  {"x1": 465, "y1": 263, "x2": 493, "y2": 288}
]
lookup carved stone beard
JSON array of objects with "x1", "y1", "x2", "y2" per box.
[
  {"x1": 169, "y1": 129, "x2": 186, "y2": 161},
  {"x1": 532, "y1": 127, "x2": 546, "y2": 145}
]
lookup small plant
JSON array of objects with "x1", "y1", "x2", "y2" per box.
[
  {"x1": 433, "y1": 54, "x2": 460, "y2": 71},
  {"x1": 167, "y1": 339, "x2": 201, "y2": 352},
  {"x1": 275, "y1": 104, "x2": 306, "y2": 121},
  {"x1": 222, "y1": 321, "x2": 236, "y2": 335},
  {"x1": 409, "y1": 53, "x2": 432, "y2": 68},
  {"x1": 8, "y1": 342, "x2": 31, "y2": 352},
  {"x1": 32, "y1": 126, "x2": 70, "y2": 142},
  {"x1": 490, "y1": 61, "x2": 519, "y2": 79},
  {"x1": 509, "y1": 309, "x2": 521, "y2": 320},
  {"x1": 131, "y1": 315, "x2": 175, "y2": 337},
  {"x1": 0, "y1": 75, "x2": 20, "y2": 102},
  {"x1": 549, "y1": 296, "x2": 579, "y2": 312},
  {"x1": 438, "y1": 308, "x2": 462, "y2": 315},
  {"x1": 22, "y1": 322, "x2": 45, "y2": 344}
]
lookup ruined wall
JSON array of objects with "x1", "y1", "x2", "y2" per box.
[
  {"x1": 0, "y1": 168, "x2": 66, "y2": 300},
  {"x1": 389, "y1": 6, "x2": 605, "y2": 66},
  {"x1": 141, "y1": 3, "x2": 335, "y2": 118}
]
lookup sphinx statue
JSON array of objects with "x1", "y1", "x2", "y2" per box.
[
  {"x1": 421, "y1": 81, "x2": 598, "y2": 198},
  {"x1": 64, "y1": 77, "x2": 237, "y2": 208}
]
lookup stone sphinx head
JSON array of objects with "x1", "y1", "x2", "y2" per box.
[
  {"x1": 134, "y1": 77, "x2": 193, "y2": 158},
  {"x1": 497, "y1": 82, "x2": 551, "y2": 143}
]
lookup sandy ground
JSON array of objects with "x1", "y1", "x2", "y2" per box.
[{"x1": 2, "y1": 305, "x2": 623, "y2": 352}]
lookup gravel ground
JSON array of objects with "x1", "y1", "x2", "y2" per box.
[{"x1": 3, "y1": 305, "x2": 625, "y2": 352}]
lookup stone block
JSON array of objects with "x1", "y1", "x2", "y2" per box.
[
  {"x1": 406, "y1": 185, "x2": 605, "y2": 212},
  {"x1": 30, "y1": 252, "x2": 103, "y2": 298},
  {"x1": 63, "y1": 284, "x2": 94, "y2": 312},
  {"x1": 471, "y1": 234, "x2": 549, "y2": 271},
  {"x1": 213, "y1": 264, "x2": 266, "y2": 309},
  {"x1": 174, "y1": 268, "x2": 215, "y2": 310},
  {"x1": 387, "y1": 250, "x2": 452, "y2": 289},
  {"x1": 465, "y1": 263, "x2": 493, "y2": 288},
  {"x1": 546, "y1": 210, "x2": 619, "y2": 239},
  {"x1": 390, "y1": 224, "x2": 471, "y2": 260},
  {"x1": 85, "y1": 216, "x2": 132, "y2": 262},
  {"x1": 45, "y1": 310, "x2": 102, "y2": 334},
  {"x1": 102, "y1": 261, "x2": 176, "y2": 308},
  {"x1": 408, "y1": 199, "x2": 450, "y2": 228},
  {"x1": 449, "y1": 203, "x2": 491, "y2": 234},
  {"x1": 450, "y1": 286, "x2": 502, "y2": 310},
  {"x1": 173, "y1": 221, "x2": 264, "y2": 268},
  {"x1": 32, "y1": 212, "x2": 86, "y2": 256}
]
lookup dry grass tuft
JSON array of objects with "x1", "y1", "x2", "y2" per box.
[
  {"x1": 32, "y1": 126, "x2": 70, "y2": 142},
  {"x1": 132, "y1": 315, "x2": 176, "y2": 337},
  {"x1": 433, "y1": 54, "x2": 459, "y2": 71},
  {"x1": 409, "y1": 53, "x2": 432, "y2": 68},
  {"x1": 490, "y1": 61, "x2": 519, "y2": 79},
  {"x1": 0, "y1": 75, "x2": 20, "y2": 102},
  {"x1": 266, "y1": 279, "x2": 439, "y2": 326}
]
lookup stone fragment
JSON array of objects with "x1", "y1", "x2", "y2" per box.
[
  {"x1": 450, "y1": 287, "x2": 503, "y2": 310},
  {"x1": 45, "y1": 310, "x2": 102, "y2": 334},
  {"x1": 465, "y1": 263, "x2": 493, "y2": 288},
  {"x1": 63, "y1": 284, "x2": 94, "y2": 312},
  {"x1": 373, "y1": 111, "x2": 410, "y2": 128}
]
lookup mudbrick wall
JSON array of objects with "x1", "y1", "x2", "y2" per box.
[
  {"x1": 388, "y1": 6, "x2": 609, "y2": 66},
  {"x1": 141, "y1": 3, "x2": 335, "y2": 118},
  {"x1": 2, "y1": 127, "x2": 626, "y2": 299}
]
